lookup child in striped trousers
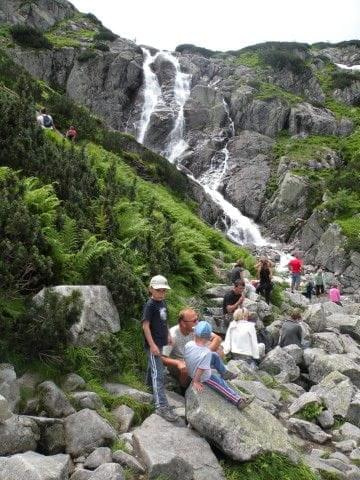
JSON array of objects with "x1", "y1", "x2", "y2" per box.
[{"x1": 184, "y1": 321, "x2": 254, "y2": 410}]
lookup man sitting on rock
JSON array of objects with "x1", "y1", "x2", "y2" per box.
[{"x1": 162, "y1": 308, "x2": 222, "y2": 389}]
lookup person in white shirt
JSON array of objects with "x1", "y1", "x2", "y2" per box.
[{"x1": 222, "y1": 307, "x2": 260, "y2": 368}]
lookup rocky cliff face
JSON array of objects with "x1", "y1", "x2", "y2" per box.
[{"x1": 2, "y1": 2, "x2": 360, "y2": 284}]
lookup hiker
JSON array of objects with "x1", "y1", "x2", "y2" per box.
[
  {"x1": 184, "y1": 321, "x2": 254, "y2": 410},
  {"x1": 255, "y1": 257, "x2": 273, "y2": 304},
  {"x1": 329, "y1": 284, "x2": 342, "y2": 306},
  {"x1": 222, "y1": 307, "x2": 260, "y2": 368},
  {"x1": 142, "y1": 275, "x2": 179, "y2": 422},
  {"x1": 162, "y1": 308, "x2": 222, "y2": 388},
  {"x1": 36, "y1": 108, "x2": 54, "y2": 129},
  {"x1": 288, "y1": 252, "x2": 303, "y2": 293},
  {"x1": 229, "y1": 259, "x2": 244, "y2": 283},
  {"x1": 302, "y1": 278, "x2": 315, "y2": 301},
  {"x1": 65, "y1": 125, "x2": 78, "y2": 142},
  {"x1": 279, "y1": 308, "x2": 304, "y2": 348},
  {"x1": 314, "y1": 266, "x2": 325, "y2": 296}
]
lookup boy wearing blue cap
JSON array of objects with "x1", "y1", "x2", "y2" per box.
[{"x1": 184, "y1": 321, "x2": 254, "y2": 410}]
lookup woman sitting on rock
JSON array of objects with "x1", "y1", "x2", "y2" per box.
[{"x1": 222, "y1": 307, "x2": 260, "y2": 369}]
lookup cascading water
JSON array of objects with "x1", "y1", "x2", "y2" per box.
[
  {"x1": 137, "y1": 48, "x2": 269, "y2": 247},
  {"x1": 137, "y1": 48, "x2": 163, "y2": 144}
]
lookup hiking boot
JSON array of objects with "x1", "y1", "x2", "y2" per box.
[
  {"x1": 237, "y1": 395, "x2": 255, "y2": 411},
  {"x1": 156, "y1": 406, "x2": 179, "y2": 422},
  {"x1": 222, "y1": 370, "x2": 237, "y2": 381}
]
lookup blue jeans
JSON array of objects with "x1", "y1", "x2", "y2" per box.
[
  {"x1": 146, "y1": 350, "x2": 168, "y2": 409},
  {"x1": 210, "y1": 352, "x2": 226, "y2": 374},
  {"x1": 291, "y1": 273, "x2": 301, "y2": 290}
]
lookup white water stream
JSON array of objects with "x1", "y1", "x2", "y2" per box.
[{"x1": 137, "y1": 48, "x2": 270, "y2": 247}]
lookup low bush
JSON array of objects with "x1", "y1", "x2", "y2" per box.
[
  {"x1": 94, "y1": 41, "x2": 109, "y2": 52},
  {"x1": 9, "y1": 24, "x2": 52, "y2": 49},
  {"x1": 332, "y1": 70, "x2": 360, "y2": 90},
  {"x1": 77, "y1": 49, "x2": 97, "y2": 62},
  {"x1": 223, "y1": 453, "x2": 318, "y2": 480},
  {"x1": 298, "y1": 401, "x2": 324, "y2": 421},
  {"x1": 261, "y1": 49, "x2": 310, "y2": 75},
  {"x1": 94, "y1": 29, "x2": 118, "y2": 42}
]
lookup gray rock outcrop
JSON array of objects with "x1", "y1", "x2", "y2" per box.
[
  {"x1": 0, "y1": 451, "x2": 71, "y2": 480},
  {"x1": 133, "y1": 413, "x2": 225, "y2": 480},
  {"x1": 185, "y1": 385, "x2": 295, "y2": 461},
  {"x1": 34, "y1": 286, "x2": 120, "y2": 346}
]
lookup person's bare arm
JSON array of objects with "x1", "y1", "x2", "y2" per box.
[
  {"x1": 209, "y1": 333, "x2": 222, "y2": 352},
  {"x1": 226, "y1": 294, "x2": 244, "y2": 313},
  {"x1": 142, "y1": 320, "x2": 160, "y2": 355},
  {"x1": 192, "y1": 368, "x2": 205, "y2": 392},
  {"x1": 161, "y1": 355, "x2": 187, "y2": 372}
]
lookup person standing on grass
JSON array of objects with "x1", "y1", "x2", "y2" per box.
[
  {"x1": 142, "y1": 275, "x2": 179, "y2": 422},
  {"x1": 288, "y1": 252, "x2": 303, "y2": 293},
  {"x1": 184, "y1": 321, "x2": 254, "y2": 410}
]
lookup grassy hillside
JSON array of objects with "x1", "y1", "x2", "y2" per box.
[{"x1": 0, "y1": 48, "x2": 252, "y2": 384}]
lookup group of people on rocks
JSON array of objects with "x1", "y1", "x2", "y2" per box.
[
  {"x1": 36, "y1": 108, "x2": 78, "y2": 142},
  {"x1": 141, "y1": 275, "x2": 255, "y2": 422},
  {"x1": 141, "y1": 251, "x2": 345, "y2": 422},
  {"x1": 287, "y1": 251, "x2": 342, "y2": 305}
]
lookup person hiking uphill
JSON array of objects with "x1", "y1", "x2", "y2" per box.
[
  {"x1": 36, "y1": 108, "x2": 54, "y2": 129},
  {"x1": 65, "y1": 126, "x2": 78, "y2": 142}
]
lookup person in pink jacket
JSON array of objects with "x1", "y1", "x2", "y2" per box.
[{"x1": 329, "y1": 284, "x2": 342, "y2": 306}]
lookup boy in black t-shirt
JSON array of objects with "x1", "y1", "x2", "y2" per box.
[{"x1": 142, "y1": 275, "x2": 179, "y2": 422}]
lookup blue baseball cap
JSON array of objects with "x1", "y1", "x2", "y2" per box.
[{"x1": 194, "y1": 320, "x2": 212, "y2": 339}]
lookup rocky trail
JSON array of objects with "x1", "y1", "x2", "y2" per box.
[{"x1": 2, "y1": 261, "x2": 360, "y2": 479}]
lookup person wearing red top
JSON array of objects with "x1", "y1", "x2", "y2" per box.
[{"x1": 288, "y1": 254, "x2": 303, "y2": 293}]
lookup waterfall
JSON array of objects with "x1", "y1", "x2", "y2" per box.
[
  {"x1": 137, "y1": 48, "x2": 163, "y2": 144},
  {"x1": 137, "y1": 48, "x2": 269, "y2": 247},
  {"x1": 159, "y1": 52, "x2": 192, "y2": 163}
]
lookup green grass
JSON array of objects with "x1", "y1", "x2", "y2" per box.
[
  {"x1": 45, "y1": 33, "x2": 81, "y2": 48},
  {"x1": 111, "y1": 438, "x2": 130, "y2": 453},
  {"x1": 336, "y1": 217, "x2": 360, "y2": 251},
  {"x1": 297, "y1": 402, "x2": 324, "y2": 421},
  {"x1": 223, "y1": 453, "x2": 319, "y2": 480},
  {"x1": 234, "y1": 52, "x2": 263, "y2": 68},
  {"x1": 273, "y1": 133, "x2": 340, "y2": 162},
  {"x1": 255, "y1": 82, "x2": 303, "y2": 105}
]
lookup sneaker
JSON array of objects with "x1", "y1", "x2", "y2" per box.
[
  {"x1": 222, "y1": 370, "x2": 238, "y2": 381},
  {"x1": 156, "y1": 406, "x2": 179, "y2": 422},
  {"x1": 237, "y1": 395, "x2": 255, "y2": 411}
]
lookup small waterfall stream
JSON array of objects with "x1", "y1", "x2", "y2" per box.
[{"x1": 136, "y1": 48, "x2": 270, "y2": 247}]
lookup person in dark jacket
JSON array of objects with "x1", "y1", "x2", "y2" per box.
[
  {"x1": 229, "y1": 259, "x2": 244, "y2": 284},
  {"x1": 255, "y1": 257, "x2": 273, "y2": 304},
  {"x1": 279, "y1": 309, "x2": 303, "y2": 347}
]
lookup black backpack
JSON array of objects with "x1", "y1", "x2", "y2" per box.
[{"x1": 42, "y1": 114, "x2": 53, "y2": 128}]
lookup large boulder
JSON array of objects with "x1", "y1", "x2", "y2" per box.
[
  {"x1": 311, "y1": 332, "x2": 345, "y2": 354},
  {"x1": 185, "y1": 386, "x2": 295, "y2": 462},
  {"x1": 259, "y1": 347, "x2": 300, "y2": 382},
  {"x1": 0, "y1": 0, "x2": 76, "y2": 30},
  {"x1": 261, "y1": 172, "x2": 310, "y2": 240},
  {"x1": 34, "y1": 286, "x2": 120, "y2": 346},
  {"x1": 310, "y1": 371, "x2": 356, "y2": 417},
  {"x1": 133, "y1": 413, "x2": 225, "y2": 480},
  {"x1": 38, "y1": 381, "x2": 75, "y2": 418},
  {"x1": 0, "y1": 451, "x2": 71, "y2": 480},
  {"x1": 0, "y1": 394, "x2": 12, "y2": 423},
  {"x1": 287, "y1": 418, "x2": 331, "y2": 444},
  {"x1": 0, "y1": 364, "x2": 20, "y2": 412},
  {"x1": 64, "y1": 409, "x2": 117, "y2": 457},
  {"x1": 0, "y1": 415, "x2": 39, "y2": 455},
  {"x1": 306, "y1": 350, "x2": 360, "y2": 387},
  {"x1": 184, "y1": 85, "x2": 227, "y2": 132},
  {"x1": 303, "y1": 302, "x2": 342, "y2": 333},
  {"x1": 313, "y1": 224, "x2": 350, "y2": 274},
  {"x1": 326, "y1": 313, "x2": 360, "y2": 342},
  {"x1": 90, "y1": 463, "x2": 125, "y2": 480},
  {"x1": 289, "y1": 102, "x2": 353, "y2": 136}
]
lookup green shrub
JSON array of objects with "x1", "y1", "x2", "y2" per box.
[
  {"x1": 332, "y1": 70, "x2": 360, "y2": 90},
  {"x1": 270, "y1": 283, "x2": 284, "y2": 307},
  {"x1": 14, "y1": 289, "x2": 82, "y2": 360},
  {"x1": 94, "y1": 41, "x2": 110, "y2": 52},
  {"x1": 83, "y1": 13, "x2": 102, "y2": 25},
  {"x1": 94, "y1": 29, "x2": 118, "y2": 42},
  {"x1": 322, "y1": 189, "x2": 360, "y2": 217},
  {"x1": 298, "y1": 401, "x2": 324, "y2": 421},
  {"x1": 77, "y1": 49, "x2": 97, "y2": 62},
  {"x1": 223, "y1": 453, "x2": 318, "y2": 480},
  {"x1": 9, "y1": 24, "x2": 52, "y2": 49},
  {"x1": 261, "y1": 49, "x2": 310, "y2": 75}
]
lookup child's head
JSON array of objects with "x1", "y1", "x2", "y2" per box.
[
  {"x1": 233, "y1": 307, "x2": 249, "y2": 322},
  {"x1": 194, "y1": 320, "x2": 212, "y2": 344},
  {"x1": 149, "y1": 275, "x2": 170, "y2": 300}
]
